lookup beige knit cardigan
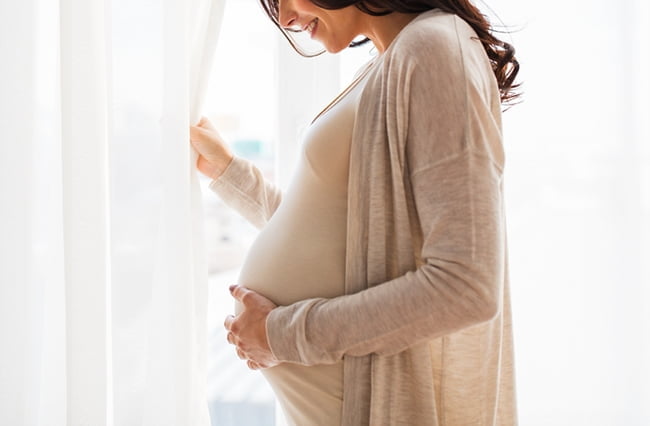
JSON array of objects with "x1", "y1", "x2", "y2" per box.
[{"x1": 210, "y1": 10, "x2": 517, "y2": 426}]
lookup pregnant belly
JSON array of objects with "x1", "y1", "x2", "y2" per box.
[
  {"x1": 235, "y1": 200, "x2": 347, "y2": 315},
  {"x1": 234, "y1": 198, "x2": 347, "y2": 424}
]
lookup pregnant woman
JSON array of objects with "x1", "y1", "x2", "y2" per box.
[{"x1": 190, "y1": 1, "x2": 520, "y2": 425}]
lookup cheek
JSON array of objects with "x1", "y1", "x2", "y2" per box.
[
  {"x1": 329, "y1": 28, "x2": 356, "y2": 52},
  {"x1": 294, "y1": 0, "x2": 318, "y2": 12},
  {"x1": 328, "y1": 13, "x2": 361, "y2": 45}
]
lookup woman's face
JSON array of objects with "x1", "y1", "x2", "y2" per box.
[{"x1": 277, "y1": 0, "x2": 365, "y2": 53}]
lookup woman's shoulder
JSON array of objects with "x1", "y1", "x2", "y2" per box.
[
  {"x1": 387, "y1": 9, "x2": 482, "y2": 64},
  {"x1": 379, "y1": 9, "x2": 495, "y2": 100}
]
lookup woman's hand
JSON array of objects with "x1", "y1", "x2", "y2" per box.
[
  {"x1": 224, "y1": 285, "x2": 280, "y2": 370},
  {"x1": 189, "y1": 117, "x2": 234, "y2": 179}
]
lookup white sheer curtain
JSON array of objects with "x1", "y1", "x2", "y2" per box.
[{"x1": 0, "y1": 0, "x2": 224, "y2": 424}]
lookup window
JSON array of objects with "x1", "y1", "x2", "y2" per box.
[
  {"x1": 202, "y1": 1, "x2": 278, "y2": 423},
  {"x1": 200, "y1": 1, "x2": 371, "y2": 425}
]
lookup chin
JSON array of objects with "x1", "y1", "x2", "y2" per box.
[
  {"x1": 323, "y1": 42, "x2": 348, "y2": 54},
  {"x1": 325, "y1": 46, "x2": 342, "y2": 54}
]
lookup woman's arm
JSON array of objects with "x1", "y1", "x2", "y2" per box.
[
  {"x1": 209, "y1": 156, "x2": 282, "y2": 229},
  {"x1": 264, "y1": 151, "x2": 505, "y2": 365},
  {"x1": 263, "y1": 18, "x2": 506, "y2": 365},
  {"x1": 227, "y1": 148, "x2": 505, "y2": 369},
  {"x1": 229, "y1": 15, "x2": 506, "y2": 367},
  {"x1": 190, "y1": 118, "x2": 282, "y2": 228}
]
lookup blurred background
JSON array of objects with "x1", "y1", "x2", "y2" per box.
[{"x1": 199, "y1": 0, "x2": 649, "y2": 425}]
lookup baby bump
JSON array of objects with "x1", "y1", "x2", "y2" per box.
[
  {"x1": 235, "y1": 187, "x2": 347, "y2": 314},
  {"x1": 233, "y1": 174, "x2": 348, "y2": 424}
]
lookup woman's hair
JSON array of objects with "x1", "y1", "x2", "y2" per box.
[{"x1": 259, "y1": 0, "x2": 521, "y2": 106}]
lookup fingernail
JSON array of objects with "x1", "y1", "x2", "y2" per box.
[{"x1": 229, "y1": 284, "x2": 236, "y2": 293}]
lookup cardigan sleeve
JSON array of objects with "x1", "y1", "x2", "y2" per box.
[
  {"x1": 266, "y1": 153, "x2": 505, "y2": 365},
  {"x1": 265, "y1": 14, "x2": 506, "y2": 365},
  {"x1": 209, "y1": 155, "x2": 282, "y2": 229}
]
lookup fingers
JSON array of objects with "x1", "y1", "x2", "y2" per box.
[
  {"x1": 223, "y1": 287, "x2": 277, "y2": 371},
  {"x1": 236, "y1": 348, "x2": 246, "y2": 360},
  {"x1": 189, "y1": 124, "x2": 210, "y2": 143},
  {"x1": 196, "y1": 116, "x2": 216, "y2": 130},
  {"x1": 226, "y1": 319, "x2": 247, "y2": 361},
  {"x1": 189, "y1": 125, "x2": 200, "y2": 140},
  {"x1": 224, "y1": 314, "x2": 235, "y2": 333},
  {"x1": 230, "y1": 330, "x2": 260, "y2": 369},
  {"x1": 190, "y1": 118, "x2": 216, "y2": 143},
  {"x1": 229, "y1": 284, "x2": 256, "y2": 306}
]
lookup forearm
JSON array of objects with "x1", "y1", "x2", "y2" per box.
[
  {"x1": 266, "y1": 154, "x2": 505, "y2": 366},
  {"x1": 266, "y1": 259, "x2": 502, "y2": 366},
  {"x1": 209, "y1": 155, "x2": 282, "y2": 229}
]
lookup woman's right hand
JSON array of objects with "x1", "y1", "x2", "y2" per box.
[{"x1": 190, "y1": 117, "x2": 234, "y2": 180}]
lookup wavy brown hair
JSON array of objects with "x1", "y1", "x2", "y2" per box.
[{"x1": 259, "y1": 0, "x2": 521, "y2": 106}]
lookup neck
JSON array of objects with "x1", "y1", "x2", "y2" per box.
[{"x1": 363, "y1": 12, "x2": 420, "y2": 53}]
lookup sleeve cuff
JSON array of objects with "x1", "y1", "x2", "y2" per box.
[
  {"x1": 266, "y1": 304, "x2": 303, "y2": 364},
  {"x1": 265, "y1": 298, "x2": 343, "y2": 366},
  {"x1": 208, "y1": 155, "x2": 247, "y2": 194}
]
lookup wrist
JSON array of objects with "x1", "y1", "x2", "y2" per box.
[{"x1": 211, "y1": 153, "x2": 234, "y2": 180}]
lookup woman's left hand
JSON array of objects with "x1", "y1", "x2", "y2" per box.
[{"x1": 224, "y1": 285, "x2": 280, "y2": 370}]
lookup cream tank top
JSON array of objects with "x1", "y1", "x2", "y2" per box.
[{"x1": 236, "y1": 64, "x2": 373, "y2": 425}]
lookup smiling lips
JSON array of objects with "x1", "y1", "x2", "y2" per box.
[{"x1": 304, "y1": 18, "x2": 318, "y2": 38}]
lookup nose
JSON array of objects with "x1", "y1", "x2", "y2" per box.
[{"x1": 278, "y1": 0, "x2": 298, "y2": 29}]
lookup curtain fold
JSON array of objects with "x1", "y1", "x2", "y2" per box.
[
  {"x1": 1, "y1": 1, "x2": 66, "y2": 424},
  {"x1": 60, "y1": 0, "x2": 111, "y2": 424},
  {"x1": 0, "y1": 0, "x2": 224, "y2": 425}
]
